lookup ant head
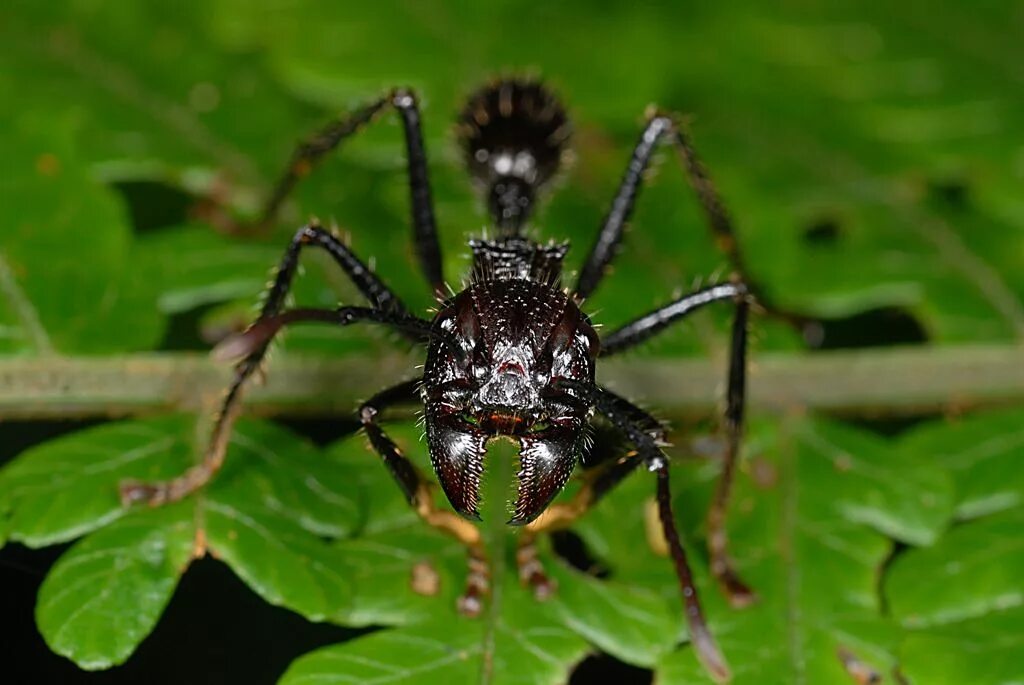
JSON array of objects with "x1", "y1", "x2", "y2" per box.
[
  {"x1": 456, "y1": 78, "x2": 571, "y2": 232},
  {"x1": 422, "y1": 283, "x2": 598, "y2": 524}
]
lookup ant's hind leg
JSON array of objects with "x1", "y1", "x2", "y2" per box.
[
  {"x1": 120, "y1": 306, "x2": 437, "y2": 507},
  {"x1": 119, "y1": 217, "x2": 416, "y2": 506},
  {"x1": 573, "y1": 108, "x2": 805, "y2": 332},
  {"x1": 208, "y1": 89, "x2": 446, "y2": 298}
]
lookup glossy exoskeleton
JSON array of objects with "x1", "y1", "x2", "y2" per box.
[{"x1": 120, "y1": 78, "x2": 777, "y2": 682}]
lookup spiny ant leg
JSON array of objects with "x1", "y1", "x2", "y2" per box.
[
  {"x1": 270, "y1": 222, "x2": 410, "y2": 316},
  {"x1": 707, "y1": 296, "x2": 755, "y2": 607},
  {"x1": 459, "y1": 544, "x2": 490, "y2": 617},
  {"x1": 599, "y1": 282, "x2": 756, "y2": 605},
  {"x1": 120, "y1": 307, "x2": 441, "y2": 507},
  {"x1": 515, "y1": 531, "x2": 556, "y2": 600},
  {"x1": 602, "y1": 393, "x2": 730, "y2": 682},
  {"x1": 211, "y1": 306, "x2": 462, "y2": 365},
  {"x1": 120, "y1": 357, "x2": 251, "y2": 507},
  {"x1": 240, "y1": 89, "x2": 445, "y2": 296},
  {"x1": 574, "y1": 110, "x2": 800, "y2": 329},
  {"x1": 359, "y1": 379, "x2": 427, "y2": 502},
  {"x1": 258, "y1": 98, "x2": 388, "y2": 231},
  {"x1": 117, "y1": 222, "x2": 368, "y2": 505},
  {"x1": 600, "y1": 281, "x2": 747, "y2": 357},
  {"x1": 654, "y1": 463, "x2": 730, "y2": 684},
  {"x1": 359, "y1": 380, "x2": 489, "y2": 616},
  {"x1": 574, "y1": 113, "x2": 748, "y2": 299},
  {"x1": 575, "y1": 115, "x2": 672, "y2": 300},
  {"x1": 120, "y1": 222, "x2": 427, "y2": 507},
  {"x1": 587, "y1": 385, "x2": 731, "y2": 683}
]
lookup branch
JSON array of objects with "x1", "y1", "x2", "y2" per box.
[{"x1": 1, "y1": 344, "x2": 1023, "y2": 420}]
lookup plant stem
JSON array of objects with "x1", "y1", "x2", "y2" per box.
[{"x1": 1, "y1": 344, "x2": 1023, "y2": 420}]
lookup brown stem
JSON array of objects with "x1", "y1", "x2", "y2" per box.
[{"x1": 2, "y1": 344, "x2": 1024, "y2": 419}]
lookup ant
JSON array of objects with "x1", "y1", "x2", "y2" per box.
[{"x1": 120, "y1": 78, "x2": 775, "y2": 682}]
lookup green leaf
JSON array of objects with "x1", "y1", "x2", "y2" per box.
[
  {"x1": 2, "y1": 416, "x2": 364, "y2": 667},
  {"x1": 882, "y1": 409, "x2": 1024, "y2": 685},
  {"x1": 796, "y1": 420, "x2": 954, "y2": 546},
  {"x1": 547, "y1": 562, "x2": 678, "y2": 667},
  {"x1": 0, "y1": 416, "x2": 359, "y2": 547},
  {"x1": 900, "y1": 408, "x2": 1024, "y2": 520},
  {"x1": 897, "y1": 606, "x2": 1024, "y2": 685},
  {"x1": 36, "y1": 505, "x2": 195, "y2": 670},
  {"x1": 0, "y1": 103, "x2": 161, "y2": 354},
  {"x1": 279, "y1": 607, "x2": 589, "y2": 685},
  {"x1": 886, "y1": 507, "x2": 1024, "y2": 629},
  {"x1": 0, "y1": 2, "x2": 311, "y2": 180},
  {"x1": 0, "y1": 416, "x2": 191, "y2": 546},
  {"x1": 565, "y1": 417, "x2": 951, "y2": 684},
  {"x1": 885, "y1": 507, "x2": 1024, "y2": 685}
]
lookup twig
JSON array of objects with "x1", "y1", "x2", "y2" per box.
[{"x1": 1, "y1": 344, "x2": 1023, "y2": 420}]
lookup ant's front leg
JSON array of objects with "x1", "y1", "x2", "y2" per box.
[
  {"x1": 590, "y1": 385, "x2": 731, "y2": 683},
  {"x1": 119, "y1": 216, "x2": 422, "y2": 506},
  {"x1": 359, "y1": 380, "x2": 491, "y2": 616},
  {"x1": 120, "y1": 304, "x2": 439, "y2": 507}
]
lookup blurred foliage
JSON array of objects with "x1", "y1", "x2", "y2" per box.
[{"x1": 1, "y1": 1, "x2": 1022, "y2": 683}]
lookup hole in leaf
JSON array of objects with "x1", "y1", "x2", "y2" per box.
[
  {"x1": 802, "y1": 217, "x2": 843, "y2": 246},
  {"x1": 845, "y1": 416, "x2": 937, "y2": 439},
  {"x1": 570, "y1": 652, "x2": 653, "y2": 684},
  {"x1": 551, "y1": 530, "x2": 611, "y2": 579},
  {"x1": 927, "y1": 177, "x2": 970, "y2": 210},
  {"x1": 274, "y1": 417, "x2": 361, "y2": 447},
  {"x1": 156, "y1": 303, "x2": 220, "y2": 351},
  {"x1": 804, "y1": 306, "x2": 928, "y2": 350},
  {"x1": 112, "y1": 180, "x2": 193, "y2": 233},
  {"x1": 0, "y1": 419, "x2": 105, "y2": 464},
  {"x1": 876, "y1": 540, "x2": 911, "y2": 617}
]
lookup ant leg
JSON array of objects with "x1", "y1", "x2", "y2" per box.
[
  {"x1": 119, "y1": 214, "x2": 432, "y2": 506},
  {"x1": 574, "y1": 115, "x2": 670, "y2": 300},
  {"x1": 268, "y1": 221, "x2": 410, "y2": 319},
  {"x1": 707, "y1": 296, "x2": 755, "y2": 606},
  {"x1": 600, "y1": 285, "x2": 756, "y2": 606},
  {"x1": 358, "y1": 380, "x2": 489, "y2": 617},
  {"x1": 235, "y1": 89, "x2": 445, "y2": 297},
  {"x1": 120, "y1": 307, "x2": 442, "y2": 506},
  {"x1": 573, "y1": 111, "x2": 800, "y2": 327},
  {"x1": 599, "y1": 281, "x2": 746, "y2": 356},
  {"x1": 590, "y1": 385, "x2": 731, "y2": 684}
]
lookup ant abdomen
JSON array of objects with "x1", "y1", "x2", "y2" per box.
[{"x1": 456, "y1": 78, "x2": 571, "y2": 233}]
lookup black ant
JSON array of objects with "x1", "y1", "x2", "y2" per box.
[{"x1": 121, "y1": 78, "x2": 771, "y2": 682}]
